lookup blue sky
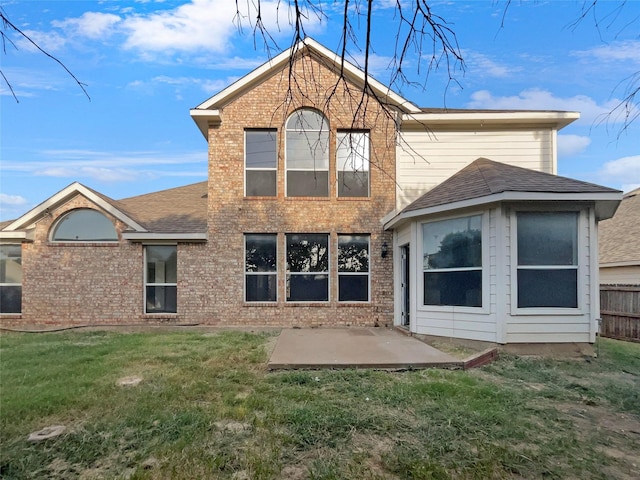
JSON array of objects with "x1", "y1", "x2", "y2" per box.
[{"x1": 1, "y1": 0, "x2": 639, "y2": 221}]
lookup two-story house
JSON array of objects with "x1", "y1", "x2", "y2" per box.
[{"x1": 0, "y1": 38, "x2": 622, "y2": 346}]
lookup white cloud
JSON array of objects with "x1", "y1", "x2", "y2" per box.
[
  {"x1": 53, "y1": 12, "x2": 121, "y2": 39},
  {"x1": 573, "y1": 40, "x2": 640, "y2": 64},
  {"x1": 598, "y1": 155, "x2": 640, "y2": 189},
  {"x1": 16, "y1": 29, "x2": 67, "y2": 53},
  {"x1": 467, "y1": 88, "x2": 623, "y2": 124},
  {"x1": 464, "y1": 51, "x2": 518, "y2": 78},
  {"x1": 0, "y1": 193, "x2": 28, "y2": 207},
  {"x1": 557, "y1": 134, "x2": 591, "y2": 157}
]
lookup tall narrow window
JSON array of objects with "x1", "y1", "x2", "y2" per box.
[
  {"x1": 0, "y1": 245, "x2": 22, "y2": 314},
  {"x1": 286, "y1": 234, "x2": 329, "y2": 301},
  {"x1": 337, "y1": 132, "x2": 369, "y2": 197},
  {"x1": 245, "y1": 130, "x2": 277, "y2": 196},
  {"x1": 245, "y1": 234, "x2": 277, "y2": 302},
  {"x1": 516, "y1": 212, "x2": 578, "y2": 308},
  {"x1": 286, "y1": 109, "x2": 329, "y2": 197},
  {"x1": 145, "y1": 245, "x2": 177, "y2": 314},
  {"x1": 338, "y1": 234, "x2": 370, "y2": 302},
  {"x1": 51, "y1": 209, "x2": 118, "y2": 241},
  {"x1": 423, "y1": 215, "x2": 482, "y2": 307}
]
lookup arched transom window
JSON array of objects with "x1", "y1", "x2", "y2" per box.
[
  {"x1": 51, "y1": 209, "x2": 118, "y2": 242},
  {"x1": 285, "y1": 109, "x2": 329, "y2": 197}
]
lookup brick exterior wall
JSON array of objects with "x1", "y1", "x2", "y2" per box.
[
  {"x1": 5, "y1": 51, "x2": 396, "y2": 328},
  {"x1": 188, "y1": 52, "x2": 397, "y2": 327}
]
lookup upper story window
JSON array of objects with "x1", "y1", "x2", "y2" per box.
[
  {"x1": 0, "y1": 244, "x2": 22, "y2": 314},
  {"x1": 337, "y1": 131, "x2": 370, "y2": 197},
  {"x1": 245, "y1": 129, "x2": 277, "y2": 196},
  {"x1": 285, "y1": 109, "x2": 329, "y2": 197},
  {"x1": 422, "y1": 215, "x2": 483, "y2": 307},
  {"x1": 51, "y1": 209, "x2": 118, "y2": 242},
  {"x1": 516, "y1": 212, "x2": 578, "y2": 309}
]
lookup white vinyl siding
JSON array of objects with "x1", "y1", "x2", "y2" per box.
[{"x1": 396, "y1": 129, "x2": 554, "y2": 209}]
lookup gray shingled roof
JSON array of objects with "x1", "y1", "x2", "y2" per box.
[
  {"x1": 117, "y1": 181, "x2": 208, "y2": 233},
  {"x1": 402, "y1": 158, "x2": 620, "y2": 213},
  {"x1": 599, "y1": 188, "x2": 640, "y2": 265}
]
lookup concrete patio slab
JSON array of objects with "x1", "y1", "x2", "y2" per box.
[{"x1": 268, "y1": 327, "x2": 462, "y2": 370}]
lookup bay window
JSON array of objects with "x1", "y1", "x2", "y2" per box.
[
  {"x1": 423, "y1": 215, "x2": 482, "y2": 307},
  {"x1": 516, "y1": 212, "x2": 579, "y2": 308},
  {"x1": 286, "y1": 234, "x2": 329, "y2": 301},
  {"x1": 245, "y1": 234, "x2": 277, "y2": 302},
  {"x1": 145, "y1": 245, "x2": 177, "y2": 314},
  {"x1": 0, "y1": 245, "x2": 22, "y2": 314}
]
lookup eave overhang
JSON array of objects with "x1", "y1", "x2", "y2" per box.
[
  {"x1": 384, "y1": 191, "x2": 622, "y2": 230},
  {"x1": 3, "y1": 182, "x2": 147, "y2": 233},
  {"x1": 122, "y1": 232, "x2": 208, "y2": 243},
  {"x1": 0, "y1": 230, "x2": 34, "y2": 242},
  {"x1": 401, "y1": 111, "x2": 580, "y2": 130}
]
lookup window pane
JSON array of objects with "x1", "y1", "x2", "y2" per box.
[
  {"x1": 286, "y1": 131, "x2": 329, "y2": 169},
  {"x1": 246, "y1": 130, "x2": 277, "y2": 168},
  {"x1": 337, "y1": 132, "x2": 369, "y2": 172},
  {"x1": 424, "y1": 270, "x2": 482, "y2": 307},
  {"x1": 287, "y1": 274, "x2": 328, "y2": 301},
  {"x1": 286, "y1": 109, "x2": 328, "y2": 131},
  {"x1": 338, "y1": 235, "x2": 369, "y2": 272},
  {"x1": 146, "y1": 246, "x2": 177, "y2": 283},
  {"x1": 338, "y1": 171, "x2": 369, "y2": 197},
  {"x1": 146, "y1": 286, "x2": 177, "y2": 313},
  {"x1": 423, "y1": 216, "x2": 482, "y2": 270},
  {"x1": 52, "y1": 209, "x2": 118, "y2": 241},
  {"x1": 246, "y1": 170, "x2": 276, "y2": 196},
  {"x1": 517, "y1": 212, "x2": 578, "y2": 266},
  {"x1": 246, "y1": 275, "x2": 277, "y2": 302},
  {"x1": 517, "y1": 269, "x2": 578, "y2": 308},
  {"x1": 0, "y1": 286, "x2": 21, "y2": 314},
  {"x1": 287, "y1": 171, "x2": 329, "y2": 197},
  {"x1": 287, "y1": 234, "x2": 329, "y2": 273},
  {"x1": 0, "y1": 245, "x2": 22, "y2": 284},
  {"x1": 339, "y1": 275, "x2": 368, "y2": 302},
  {"x1": 245, "y1": 234, "x2": 277, "y2": 272}
]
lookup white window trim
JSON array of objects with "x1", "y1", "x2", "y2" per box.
[
  {"x1": 337, "y1": 234, "x2": 371, "y2": 303},
  {"x1": 244, "y1": 233, "x2": 278, "y2": 303},
  {"x1": 284, "y1": 109, "x2": 330, "y2": 198},
  {"x1": 285, "y1": 233, "x2": 330, "y2": 303},
  {"x1": 417, "y1": 211, "x2": 490, "y2": 314},
  {"x1": 509, "y1": 208, "x2": 586, "y2": 316},
  {"x1": 143, "y1": 244, "x2": 178, "y2": 315},
  {"x1": 244, "y1": 129, "x2": 277, "y2": 197}
]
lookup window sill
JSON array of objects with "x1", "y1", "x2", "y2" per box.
[
  {"x1": 284, "y1": 197, "x2": 331, "y2": 201},
  {"x1": 0, "y1": 313, "x2": 22, "y2": 318},
  {"x1": 244, "y1": 302, "x2": 278, "y2": 307},
  {"x1": 337, "y1": 302, "x2": 371, "y2": 306},
  {"x1": 244, "y1": 196, "x2": 277, "y2": 200},
  {"x1": 337, "y1": 197, "x2": 371, "y2": 201},
  {"x1": 49, "y1": 242, "x2": 120, "y2": 247},
  {"x1": 285, "y1": 302, "x2": 330, "y2": 306}
]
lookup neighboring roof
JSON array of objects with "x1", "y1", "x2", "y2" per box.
[
  {"x1": 190, "y1": 37, "x2": 422, "y2": 138},
  {"x1": 599, "y1": 187, "x2": 640, "y2": 266},
  {"x1": 1, "y1": 181, "x2": 208, "y2": 242},
  {"x1": 384, "y1": 158, "x2": 622, "y2": 229}
]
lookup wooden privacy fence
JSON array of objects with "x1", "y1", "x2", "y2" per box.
[{"x1": 599, "y1": 285, "x2": 640, "y2": 342}]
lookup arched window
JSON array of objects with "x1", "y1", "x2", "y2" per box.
[
  {"x1": 51, "y1": 209, "x2": 118, "y2": 242},
  {"x1": 285, "y1": 109, "x2": 329, "y2": 197}
]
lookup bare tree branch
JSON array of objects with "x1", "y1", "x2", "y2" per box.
[{"x1": 0, "y1": 7, "x2": 90, "y2": 102}]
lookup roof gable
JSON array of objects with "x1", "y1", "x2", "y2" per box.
[
  {"x1": 189, "y1": 37, "x2": 421, "y2": 138},
  {"x1": 2, "y1": 182, "x2": 147, "y2": 234}
]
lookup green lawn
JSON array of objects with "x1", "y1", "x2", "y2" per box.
[{"x1": 1, "y1": 330, "x2": 638, "y2": 479}]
